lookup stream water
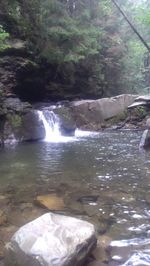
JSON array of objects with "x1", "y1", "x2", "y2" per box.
[{"x1": 0, "y1": 111, "x2": 150, "y2": 265}]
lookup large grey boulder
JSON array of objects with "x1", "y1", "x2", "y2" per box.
[
  {"x1": 4, "y1": 110, "x2": 45, "y2": 143},
  {"x1": 54, "y1": 107, "x2": 76, "y2": 136},
  {"x1": 5, "y1": 213, "x2": 96, "y2": 266},
  {"x1": 18, "y1": 110, "x2": 45, "y2": 141},
  {"x1": 72, "y1": 94, "x2": 137, "y2": 128}
]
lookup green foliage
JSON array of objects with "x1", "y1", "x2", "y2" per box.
[
  {"x1": 0, "y1": 0, "x2": 104, "y2": 63},
  {"x1": 7, "y1": 114, "x2": 22, "y2": 129},
  {"x1": 1, "y1": 0, "x2": 150, "y2": 98},
  {"x1": 36, "y1": 0, "x2": 103, "y2": 63},
  {"x1": 132, "y1": 106, "x2": 147, "y2": 119},
  {"x1": 121, "y1": 40, "x2": 146, "y2": 92},
  {"x1": 0, "y1": 25, "x2": 9, "y2": 51}
]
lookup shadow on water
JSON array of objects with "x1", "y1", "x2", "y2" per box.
[{"x1": 0, "y1": 130, "x2": 150, "y2": 265}]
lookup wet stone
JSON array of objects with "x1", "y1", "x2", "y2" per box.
[
  {"x1": 35, "y1": 194, "x2": 65, "y2": 210},
  {"x1": 85, "y1": 216, "x2": 108, "y2": 235},
  {"x1": 83, "y1": 204, "x2": 100, "y2": 217},
  {"x1": 67, "y1": 201, "x2": 84, "y2": 215},
  {"x1": 93, "y1": 235, "x2": 111, "y2": 262},
  {"x1": 77, "y1": 195, "x2": 99, "y2": 204},
  {"x1": 86, "y1": 235, "x2": 112, "y2": 266},
  {"x1": 99, "y1": 235, "x2": 112, "y2": 249}
]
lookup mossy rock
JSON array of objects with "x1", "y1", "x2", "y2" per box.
[
  {"x1": 105, "y1": 111, "x2": 128, "y2": 126},
  {"x1": 130, "y1": 106, "x2": 147, "y2": 119},
  {"x1": 6, "y1": 113, "x2": 22, "y2": 129}
]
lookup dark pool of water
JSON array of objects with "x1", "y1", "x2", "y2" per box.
[{"x1": 0, "y1": 130, "x2": 150, "y2": 265}]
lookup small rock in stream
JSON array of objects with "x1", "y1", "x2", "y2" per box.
[
  {"x1": 35, "y1": 194, "x2": 65, "y2": 210},
  {"x1": 77, "y1": 195, "x2": 99, "y2": 204},
  {"x1": 5, "y1": 212, "x2": 97, "y2": 266}
]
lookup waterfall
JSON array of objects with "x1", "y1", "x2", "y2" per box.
[
  {"x1": 38, "y1": 108, "x2": 97, "y2": 143},
  {"x1": 38, "y1": 110, "x2": 63, "y2": 142}
]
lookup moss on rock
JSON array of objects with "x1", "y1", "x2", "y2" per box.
[{"x1": 6, "y1": 113, "x2": 22, "y2": 129}]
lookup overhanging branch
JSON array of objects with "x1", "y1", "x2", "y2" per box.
[{"x1": 111, "y1": 0, "x2": 150, "y2": 53}]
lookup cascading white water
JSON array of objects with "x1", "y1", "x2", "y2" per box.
[
  {"x1": 38, "y1": 108, "x2": 98, "y2": 143},
  {"x1": 38, "y1": 110, "x2": 63, "y2": 142}
]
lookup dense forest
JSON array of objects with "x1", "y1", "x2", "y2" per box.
[{"x1": 0, "y1": 0, "x2": 150, "y2": 101}]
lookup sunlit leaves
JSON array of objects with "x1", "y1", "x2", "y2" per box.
[{"x1": 0, "y1": 25, "x2": 10, "y2": 51}]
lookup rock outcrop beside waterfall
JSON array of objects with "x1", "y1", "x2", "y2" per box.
[
  {"x1": 53, "y1": 106, "x2": 76, "y2": 136},
  {"x1": 5, "y1": 213, "x2": 97, "y2": 266},
  {"x1": 0, "y1": 97, "x2": 45, "y2": 144},
  {"x1": 71, "y1": 94, "x2": 137, "y2": 129}
]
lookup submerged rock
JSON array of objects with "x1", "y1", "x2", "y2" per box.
[
  {"x1": 86, "y1": 235, "x2": 111, "y2": 266},
  {"x1": 35, "y1": 194, "x2": 65, "y2": 210},
  {"x1": 77, "y1": 195, "x2": 99, "y2": 204},
  {"x1": 5, "y1": 213, "x2": 97, "y2": 266}
]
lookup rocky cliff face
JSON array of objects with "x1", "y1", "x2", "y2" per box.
[
  {"x1": 0, "y1": 39, "x2": 125, "y2": 103},
  {"x1": 0, "y1": 55, "x2": 45, "y2": 101}
]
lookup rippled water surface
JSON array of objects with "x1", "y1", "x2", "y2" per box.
[{"x1": 0, "y1": 130, "x2": 150, "y2": 265}]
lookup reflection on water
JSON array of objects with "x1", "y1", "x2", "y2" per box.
[{"x1": 0, "y1": 130, "x2": 150, "y2": 265}]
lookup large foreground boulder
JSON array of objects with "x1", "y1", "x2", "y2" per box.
[{"x1": 5, "y1": 213, "x2": 97, "y2": 266}]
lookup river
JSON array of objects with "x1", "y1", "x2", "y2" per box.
[{"x1": 0, "y1": 130, "x2": 150, "y2": 265}]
